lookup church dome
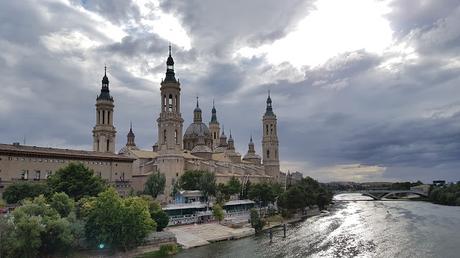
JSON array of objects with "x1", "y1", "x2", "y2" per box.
[
  {"x1": 184, "y1": 122, "x2": 211, "y2": 139},
  {"x1": 191, "y1": 144, "x2": 212, "y2": 153}
]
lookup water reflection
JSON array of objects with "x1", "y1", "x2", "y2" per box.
[{"x1": 175, "y1": 194, "x2": 460, "y2": 258}]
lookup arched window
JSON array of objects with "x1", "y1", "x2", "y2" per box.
[
  {"x1": 106, "y1": 139, "x2": 110, "y2": 152},
  {"x1": 267, "y1": 150, "x2": 270, "y2": 159},
  {"x1": 214, "y1": 132, "x2": 217, "y2": 139},
  {"x1": 175, "y1": 95, "x2": 178, "y2": 112},
  {"x1": 270, "y1": 124, "x2": 273, "y2": 134},
  {"x1": 168, "y1": 94, "x2": 173, "y2": 112},
  {"x1": 97, "y1": 140, "x2": 100, "y2": 151},
  {"x1": 102, "y1": 111, "x2": 105, "y2": 124},
  {"x1": 175, "y1": 130, "x2": 178, "y2": 144},
  {"x1": 163, "y1": 129, "x2": 167, "y2": 144},
  {"x1": 266, "y1": 124, "x2": 269, "y2": 135},
  {"x1": 107, "y1": 111, "x2": 111, "y2": 124},
  {"x1": 163, "y1": 95, "x2": 167, "y2": 112}
]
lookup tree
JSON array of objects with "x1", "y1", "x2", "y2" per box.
[
  {"x1": 240, "y1": 180, "x2": 251, "y2": 199},
  {"x1": 212, "y1": 204, "x2": 225, "y2": 223},
  {"x1": 142, "y1": 195, "x2": 170, "y2": 232},
  {"x1": 84, "y1": 188, "x2": 156, "y2": 251},
  {"x1": 7, "y1": 195, "x2": 74, "y2": 257},
  {"x1": 2, "y1": 182, "x2": 49, "y2": 204},
  {"x1": 179, "y1": 170, "x2": 217, "y2": 205},
  {"x1": 278, "y1": 186, "x2": 307, "y2": 212},
  {"x1": 250, "y1": 208, "x2": 265, "y2": 232},
  {"x1": 144, "y1": 172, "x2": 166, "y2": 198},
  {"x1": 151, "y1": 210, "x2": 170, "y2": 231},
  {"x1": 179, "y1": 170, "x2": 203, "y2": 190},
  {"x1": 49, "y1": 192, "x2": 75, "y2": 217},
  {"x1": 199, "y1": 171, "x2": 216, "y2": 205},
  {"x1": 249, "y1": 182, "x2": 275, "y2": 207},
  {"x1": 48, "y1": 163, "x2": 107, "y2": 200},
  {"x1": 226, "y1": 177, "x2": 241, "y2": 196}
]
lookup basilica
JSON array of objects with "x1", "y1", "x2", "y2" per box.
[
  {"x1": 100, "y1": 46, "x2": 281, "y2": 200},
  {"x1": 0, "y1": 46, "x2": 281, "y2": 202}
]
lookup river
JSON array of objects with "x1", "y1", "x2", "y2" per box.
[{"x1": 174, "y1": 194, "x2": 460, "y2": 258}]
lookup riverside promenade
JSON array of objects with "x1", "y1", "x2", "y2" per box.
[{"x1": 166, "y1": 223, "x2": 255, "y2": 249}]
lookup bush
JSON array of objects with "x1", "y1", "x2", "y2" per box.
[
  {"x1": 2, "y1": 182, "x2": 49, "y2": 204},
  {"x1": 212, "y1": 204, "x2": 224, "y2": 223},
  {"x1": 151, "y1": 210, "x2": 169, "y2": 231},
  {"x1": 158, "y1": 244, "x2": 180, "y2": 256},
  {"x1": 429, "y1": 183, "x2": 460, "y2": 206}
]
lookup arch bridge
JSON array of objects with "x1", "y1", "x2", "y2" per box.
[{"x1": 334, "y1": 190, "x2": 428, "y2": 200}]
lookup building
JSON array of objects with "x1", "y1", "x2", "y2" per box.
[
  {"x1": 0, "y1": 143, "x2": 134, "y2": 196},
  {"x1": 0, "y1": 45, "x2": 282, "y2": 201},
  {"x1": 121, "y1": 46, "x2": 281, "y2": 202}
]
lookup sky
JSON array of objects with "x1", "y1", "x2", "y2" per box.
[{"x1": 1, "y1": 0, "x2": 460, "y2": 183}]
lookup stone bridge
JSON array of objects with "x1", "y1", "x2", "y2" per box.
[{"x1": 334, "y1": 190, "x2": 428, "y2": 200}]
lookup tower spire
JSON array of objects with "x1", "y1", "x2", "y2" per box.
[
  {"x1": 265, "y1": 90, "x2": 274, "y2": 116},
  {"x1": 165, "y1": 44, "x2": 176, "y2": 82},
  {"x1": 193, "y1": 96, "x2": 202, "y2": 123}
]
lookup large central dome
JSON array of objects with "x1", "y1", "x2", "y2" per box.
[{"x1": 184, "y1": 122, "x2": 211, "y2": 138}]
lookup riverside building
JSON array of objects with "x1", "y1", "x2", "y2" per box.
[{"x1": 0, "y1": 46, "x2": 282, "y2": 202}]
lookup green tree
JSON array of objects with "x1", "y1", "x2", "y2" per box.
[
  {"x1": 249, "y1": 182, "x2": 275, "y2": 207},
  {"x1": 240, "y1": 180, "x2": 251, "y2": 199},
  {"x1": 49, "y1": 192, "x2": 75, "y2": 217},
  {"x1": 84, "y1": 188, "x2": 156, "y2": 251},
  {"x1": 0, "y1": 216, "x2": 12, "y2": 258},
  {"x1": 250, "y1": 208, "x2": 265, "y2": 232},
  {"x1": 179, "y1": 170, "x2": 217, "y2": 205},
  {"x1": 141, "y1": 196, "x2": 170, "y2": 232},
  {"x1": 226, "y1": 176, "x2": 241, "y2": 196},
  {"x1": 151, "y1": 209, "x2": 170, "y2": 231},
  {"x1": 179, "y1": 170, "x2": 203, "y2": 190},
  {"x1": 48, "y1": 163, "x2": 106, "y2": 200},
  {"x1": 2, "y1": 182, "x2": 49, "y2": 204},
  {"x1": 199, "y1": 171, "x2": 216, "y2": 205},
  {"x1": 212, "y1": 204, "x2": 225, "y2": 223},
  {"x1": 7, "y1": 195, "x2": 74, "y2": 257},
  {"x1": 144, "y1": 172, "x2": 166, "y2": 198},
  {"x1": 278, "y1": 186, "x2": 307, "y2": 211}
]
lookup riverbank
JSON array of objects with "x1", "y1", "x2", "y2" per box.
[
  {"x1": 166, "y1": 207, "x2": 323, "y2": 250},
  {"x1": 165, "y1": 223, "x2": 255, "y2": 249},
  {"x1": 262, "y1": 207, "x2": 322, "y2": 231}
]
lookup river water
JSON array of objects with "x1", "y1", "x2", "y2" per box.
[{"x1": 174, "y1": 194, "x2": 460, "y2": 258}]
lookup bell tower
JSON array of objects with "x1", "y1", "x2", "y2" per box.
[
  {"x1": 93, "y1": 66, "x2": 116, "y2": 153},
  {"x1": 262, "y1": 91, "x2": 280, "y2": 180},
  {"x1": 156, "y1": 45, "x2": 185, "y2": 201},
  {"x1": 209, "y1": 99, "x2": 220, "y2": 149},
  {"x1": 157, "y1": 45, "x2": 184, "y2": 153}
]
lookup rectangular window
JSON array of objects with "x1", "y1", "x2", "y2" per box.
[
  {"x1": 35, "y1": 170, "x2": 41, "y2": 180},
  {"x1": 21, "y1": 170, "x2": 28, "y2": 180}
]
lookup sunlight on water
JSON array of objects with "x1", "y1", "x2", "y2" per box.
[{"x1": 175, "y1": 194, "x2": 460, "y2": 258}]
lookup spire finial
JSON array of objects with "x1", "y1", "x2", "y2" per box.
[
  {"x1": 268, "y1": 89, "x2": 270, "y2": 98},
  {"x1": 104, "y1": 65, "x2": 107, "y2": 76},
  {"x1": 250, "y1": 134, "x2": 253, "y2": 142},
  {"x1": 213, "y1": 98, "x2": 215, "y2": 108},
  {"x1": 168, "y1": 42, "x2": 171, "y2": 56},
  {"x1": 230, "y1": 129, "x2": 232, "y2": 138},
  {"x1": 130, "y1": 121, "x2": 132, "y2": 130},
  {"x1": 196, "y1": 96, "x2": 199, "y2": 108}
]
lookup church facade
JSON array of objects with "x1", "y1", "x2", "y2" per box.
[
  {"x1": 119, "y1": 47, "x2": 281, "y2": 201},
  {"x1": 0, "y1": 47, "x2": 281, "y2": 202}
]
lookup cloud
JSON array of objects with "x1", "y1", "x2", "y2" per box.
[{"x1": 1, "y1": 0, "x2": 460, "y2": 183}]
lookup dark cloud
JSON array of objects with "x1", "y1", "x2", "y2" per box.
[{"x1": 1, "y1": 0, "x2": 460, "y2": 183}]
